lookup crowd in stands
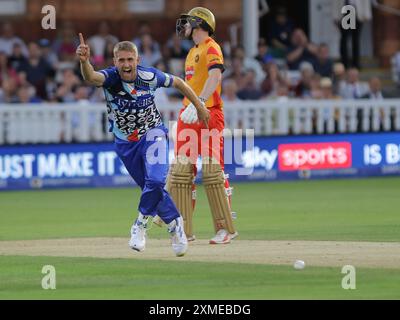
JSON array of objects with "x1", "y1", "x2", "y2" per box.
[{"x1": 0, "y1": 9, "x2": 396, "y2": 105}]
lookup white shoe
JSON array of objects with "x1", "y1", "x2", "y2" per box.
[
  {"x1": 168, "y1": 217, "x2": 188, "y2": 257},
  {"x1": 209, "y1": 229, "x2": 238, "y2": 245},
  {"x1": 129, "y1": 213, "x2": 149, "y2": 252},
  {"x1": 155, "y1": 215, "x2": 196, "y2": 242}
]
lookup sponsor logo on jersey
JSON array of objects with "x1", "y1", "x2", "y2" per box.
[
  {"x1": 185, "y1": 66, "x2": 194, "y2": 81},
  {"x1": 112, "y1": 97, "x2": 154, "y2": 111},
  {"x1": 136, "y1": 90, "x2": 151, "y2": 97}
]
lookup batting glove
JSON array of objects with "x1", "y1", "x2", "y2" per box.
[{"x1": 180, "y1": 103, "x2": 199, "y2": 124}]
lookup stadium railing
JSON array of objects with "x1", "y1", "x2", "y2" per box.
[{"x1": 0, "y1": 99, "x2": 399, "y2": 144}]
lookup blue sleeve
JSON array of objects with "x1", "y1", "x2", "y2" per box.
[
  {"x1": 99, "y1": 67, "x2": 119, "y2": 88},
  {"x1": 151, "y1": 67, "x2": 174, "y2": 89}
]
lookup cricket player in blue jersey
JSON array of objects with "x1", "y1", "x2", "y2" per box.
[{"x1": 76, "y1": 33, "x2": 209, "y2": 257}]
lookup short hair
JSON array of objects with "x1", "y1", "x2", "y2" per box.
[
  {"x1": 300, "y1": 61, "x2": 314, "y2": 73},
  {"x1": 113, "y1": 41, "x2": 138, "y2": 57},
  {"x1": 320, "y1": 77, "x2": 333, "y2": 88}
]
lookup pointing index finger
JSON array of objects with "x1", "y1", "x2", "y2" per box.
[{"x1": 79, "y1": 33, "x2": 85, "y2": 45}]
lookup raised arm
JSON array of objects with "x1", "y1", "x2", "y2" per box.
[
  {"x1": 76, "y1": 33, "x2": 105, "y2": 87},
  {"x1": 286, "y1": 46, "x2": 304, "y2": 63}
]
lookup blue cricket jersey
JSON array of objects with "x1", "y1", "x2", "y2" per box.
[{"x1": 99, "y1": 65, "x2": 174, "y2": 142}]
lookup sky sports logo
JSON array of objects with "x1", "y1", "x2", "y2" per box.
[{"x1": 278, "y1": 142, "x2": 352, "y2": 171}]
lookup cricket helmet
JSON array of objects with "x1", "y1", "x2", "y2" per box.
[{"x1": 176, "y1": 7, "x2": 216, "y2": 39}]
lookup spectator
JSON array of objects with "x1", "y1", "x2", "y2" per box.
[
  {"x1": 0, "y1": 22, "x2": 28, "y2": 57},
  {"x1": 231, "y1": 46, "x2": 265, "y2": 86},
  {"x1": 225, "y1": 57, "x2": 247, "y2": 90},
  {"x1": 158, "y1": 45, "x2": 174, "y2": 73},
  {"x1": 362, "y1": 77, "x2": 393, "y2": 131},
  {"x1": 0, "y1": 77, "x2": 18, "y2": 103},
  {"x1": 332, "y1": 62, "x2": 346, "y2": 95},
  {"x1": 261, "y1": 61, "x2": 288, "y2": 97},
  {"x1": 53, "y1": 22, "x2": 79, "y2": 62},
  {"x1": 15, "y1": 84, "x2": 41, "y2": 103},
  {"x1": 255, "y1": 38, "x2": 274, "y2": 65},
  {"x1": 339, "y1": 68, "x2": 370, "y2": 132},
  {"x1": 74, "y1": 84, "x2": 91, "y2": 103},
  {"x1": 103, "y1": 38, "x2": 117, "y2": 68},
  {"x1": 167, "y1": 33, "x2": 189, "y2": 59},
  {"x1": 88, "y1": 21, "x2": 118, "y2": 67},
  {"x1": 393, "y1": 51, "x2": 400, "y2": 85},
  {"x1": 38, "y1": 38, "x2": 59, "y2": 69},
  {"x1": 276, "y1": 82, "x2": 290, "y2": 100},
  {"x1": 362, "y1": 77, "x2": 386, "y2": 99},
  {"x1": 7, "y1": 43, "x2": 27, "y2": 71},
  {"x1": 70, "y1": 84, "x2": 95, "y2": 141},
  {"x1": 268, "y1": 7, "x2": 294, "y2": 58},
  {"x1": 160, "y1": 41, "x2": 184, "y2": 86},
  {"x1": 286, "y1": 29, "x2": 318, "y2": 70},
  {"x1": 332, "y1": 0, "x2": 372, "y2": 69},
  {"x1": 313, "y1": 43, "x2": 334, "y2": 78},
  {"x1": 320, "y1": 77, "x2": 340, "y2": 99},
  {"x1": 338, "y1": 68, "x2": 369, "y2": 99},
  {"x1": 237, "y1": 69, "x2": 263, "y2": 100},
  {"x1": 310, "y1": 74, "x2": 323, "y2": 99},
  {"x1": 17, "y1": 42, "x2": 54, "y2": 100},
  {"x1": 16, "y1": 70, "x2": 31, "y2": 87},
  {"x1": 317, "y1": 78, "x2": 341, "y2": 134},
  {"x1": 154, "y1": 59, "x2": 168, "y2": 73},
  {"x1": 0, "y1": 22, "x2": 397, "y2": 107},
  {"x1": 222, "y1": 78, "x2": 240, "y2": 102},
  {"x1": 137, "y1": 33, "x2": 162, "y2": 67},
  {"x1": 133, "y1": 21, "x2": 160, "y2": 52},
  {"x1": 222, "y1": 40, "x2": 232, "y2": 59},
  {"x1": 0, "y1": 50, "x2": 19, "y2": 88},
  {"x1": 55, "y1": 68, "x2": 81, "y2": 103},
  {"x1": 294, "y1": 62, "x2": 315, "y2": 98},
  {"x1": 222, "y1": 78, "x2": 241, "y2": 129}
]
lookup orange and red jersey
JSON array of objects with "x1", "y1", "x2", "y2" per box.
[{"x1": 183, "y1": 37, "x2": 224, "y2": 109}]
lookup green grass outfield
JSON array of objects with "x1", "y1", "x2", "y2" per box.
[
  {"x1": 1, "y1": 256, "x2": 400, "y2": 300},
  {"x1": 0, "y1": 177, "x2": 400, "y2": 299}
]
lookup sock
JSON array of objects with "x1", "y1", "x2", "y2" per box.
[{"x1": 136, "y1": 212, "x2": 150, "y2": 226}]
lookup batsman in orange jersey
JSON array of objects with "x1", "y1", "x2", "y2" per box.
[{"x1": 164, "y1": 7, "x2": 238, "y2": 244}]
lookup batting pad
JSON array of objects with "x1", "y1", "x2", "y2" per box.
[
  {"x1": 202, "y1": 157, "x2": 236, "y2": 234},
  {"x1": 169, "y1": 156, "x2": 195, "y2": 237}
]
